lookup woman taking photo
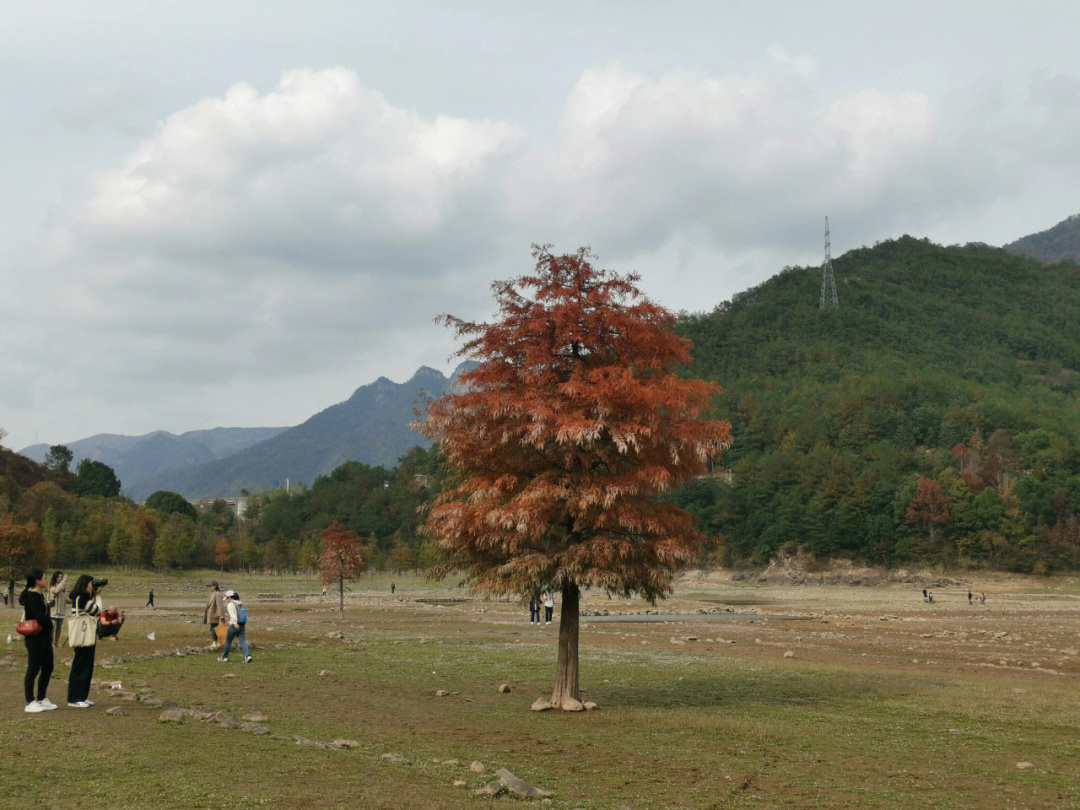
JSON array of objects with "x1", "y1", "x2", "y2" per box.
[
  {"x1": 66, "y1": 574, "x2": 99, "y2": 708},
  {"x1": 18, "y1": 569, "x2": 56, "y2": 713},
  {"x1": 48, "y1": 570, "x2": 69, "y2": 647}
]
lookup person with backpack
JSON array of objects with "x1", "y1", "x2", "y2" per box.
[
  {"x1": 18, "y1": 569, "x2": 57, "y2": 713},
  {"x1": 66, "y1": 574, "x2": 100, "y2": 708},
  {"x1": 217, "y1": 590, "x2": 251, "y2": 663}
]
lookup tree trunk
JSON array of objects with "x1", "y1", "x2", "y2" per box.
[
  {"x1": 338, "y1": 575, "x2": 344, "y2": 621},
  {"x1": 550, "y1": 581, "x2": 580, "y2": 709}
]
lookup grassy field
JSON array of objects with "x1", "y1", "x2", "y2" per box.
[{"x1": 3, "y1": 569, "x2": 1079, "y2": 809}]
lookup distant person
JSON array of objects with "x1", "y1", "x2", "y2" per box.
[
  {"x1": 968, "y1": 590, "x2": 973, "y2": 605},
  {"x1": 927, "y1": 591, "x2": 934, "y2": 603},
  {"x1": 19, "y1": 569, "x2": 56, "y2": 713},
  {"x1": 218, "y1": 590, "x2": 251, "y2": 663},
  {"x1": 321, "y1": 584, "x2": 328, "y2": 600},
  {"x1": 529, "y1": 594, "x2": 541, "y2": 625},
  {"x1": 980, "y1": 592, "x2": 986, "y2": 605},
  {"x1": 49, "y1": 571, "x2": 69, "y2": 647},
  {"x1": 391, "y1": 582, "x2": 396, "y2": 595},
  {"x1": 146, "y1": 587, "x2": 155, "y2": 609},
  {"x1": 922, "y1": 588, "x2": 927, "y2": 603},
  {"x1": 543, "y1": 590, "x2": 554, "y2": 625},
  {"x1": 203, "y1": 581, "x2": 225, "y2": 648},
  {"x1": 66, "y1": 574, "x2": 100, "y2": 708}
]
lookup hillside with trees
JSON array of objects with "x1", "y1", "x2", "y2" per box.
[
  {"x1": 1004, "y1": 212, "x2": 1080, "y2": 264},
  {"x1": 671, "y1": 237, "x2": 1080, "y2": 572}
]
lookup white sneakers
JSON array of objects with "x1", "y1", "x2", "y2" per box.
[
  {"x1": 24, "y1": 699, "x2": 58, "y2": 712},
  {"x1": 67, "y1": 701, "x2": 91, "y2": 709},
  {"x1": 244, "y1": 656, "x2": 252, "y2": 663}
]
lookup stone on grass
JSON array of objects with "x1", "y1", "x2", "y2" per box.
[
  {"x1": 475, "y1": 782, "x2": 506, "y2": 797},
  {"x1": 783, "y1": 650, "x2": 795, "y2": 659},
  {"x1": 498, "y1": 683, "x2": 511, "y2": 693},
  {"x1": 331, "y1": 739, "x2": 360, "y2": 749},
  {"x1": 435, "y1": 689, "x2": 450, "y2": 697},
  {"x1": 105, "y1": 706, "x2": 125, "y2": 716},
  {"x1": 325, "y1": 631, "x2": 344, "y2": 639},
  {"x1": 583, "y1": 701, "x2": 598, "y2": 711},
  {"x1": 318, "y1": 669, "x2": 338, "y2": 678},
  {"x1": 380, "y1": 752, "x2": 406, "y2": 764},
  {"x1": 295, "y1": 737, "x2": 325, "y2": 748},
  {"x1": 530, "y1": 698, "x2": 553, "y2": 712},
  {"x1": 561, "y1": 697, "x2": 584, "y2": 712},
  {"x1": 213, "y1": 711, "x2": 241, "y2": 729},
  {"x1": 453, "y1": 780, "x2": 467, "y2": 788},
  {"x1": 470, "y1": 761, "x2": 485, "y2": 774},
  {"x1": 243, "y1": 712, "x2": 270, "y2": 723},
  {"x1": 158, "y1": 710, "x2": 186, "y2": 723},
  {"x1": 243, "y1": 723, "x2": 271, "y2": 735},
  {"x1": 1016, "y1": 761, "x2": 1034, "y2": 770},
  {"x1": 492, "y1": 768, "x2": 552, "y2": 799}
]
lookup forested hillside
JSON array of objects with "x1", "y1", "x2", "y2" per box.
[{"x1": 671, "y1": 237, "x2": 1080, "y2": 571}]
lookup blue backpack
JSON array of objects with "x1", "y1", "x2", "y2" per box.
[{"x1": 235, "y1": 604, "x2": 247, "y2": 625}]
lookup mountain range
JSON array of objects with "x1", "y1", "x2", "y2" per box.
[
  {"x1": 1004, "y1": 213, "x2": 1080, "y2": 264},
  {"x1": 21, "y1": 366, "x2": 463, "y2": 500}
]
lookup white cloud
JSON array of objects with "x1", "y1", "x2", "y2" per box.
[
  {"x1": 8, "y1": 60, "x2": 1080, "y2": 447},
  {"x1": 767, "y1": 45, "x2": 817, "y2": 79}
]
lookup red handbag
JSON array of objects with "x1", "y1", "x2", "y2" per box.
[{"x1": 16, "y1": 619, "x2": 43, "y2": 637}]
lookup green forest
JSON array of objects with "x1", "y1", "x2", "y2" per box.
[{"x1": 4, "y1": 237, "x2": 1080, "y2": 579}]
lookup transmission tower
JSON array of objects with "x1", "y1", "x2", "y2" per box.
[{"x1": 819, "y1": 216, "x2": 839, "y2": 309}]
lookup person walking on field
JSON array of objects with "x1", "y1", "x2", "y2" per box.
[
  {"x1": 217, "y1": 590, "x2": 252, "y2": 663},
  {"x1": 19, "y1": 569, "x2": 57, "y2": 713},
  {"x1": 542, "y1": 590, "x2": 554, "y2": 625},
  {"x1": 48, "y1": 571, "x2": 69, "y2": 647},
  {"x1": 146, "y1": 587, "x2": 155, "y2": 609},
  {"x1": 529, "y1": 593, "x2": 541, "y2": 625},
  {"x1": 66, "y1": 575, "x2": 100, "y2": 708},
  {"x1": 203, "y1": 581, "x2": 225, "y2": 648},
  {"x1": 968, "y1": 590, "x2": 973, "y2": 605}
]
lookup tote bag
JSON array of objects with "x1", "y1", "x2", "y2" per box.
[{"x1": 67, "y1": 604, "x2": 98, "y2": 648}]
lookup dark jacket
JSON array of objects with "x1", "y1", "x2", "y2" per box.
[{"x1": 18, "y1": 590, "x2": 53, "y2": 635}]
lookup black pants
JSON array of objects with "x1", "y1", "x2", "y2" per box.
[
  {"x1": 24, "y1": 634, "x2": 53, "y2": 703},
  {"x1": 67, "y1": 645, "x2": 95, "y2": 703},
  {"x1": 544, "y1": 606, "x2": 553, "y2": 623},
  {"x1": 53, "y1": 616, "x2": 64, "y2": 646}
]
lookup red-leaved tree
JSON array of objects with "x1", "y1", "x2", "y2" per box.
[
  {"x1": 905, "y1": 477, "x2": 952, "y2": 547},
  {"x1": 318, "y1": 525, "x2": 365, "y2": 620},
  {"x1": 0, "y1": 515, "x2": 52, "y2": 608},
  {"x1": 419, "y1": 246, "x2": 730, "y2": 710},
  {"x1": 214, "y1": 538, "x2": 232, "y2": 571}
]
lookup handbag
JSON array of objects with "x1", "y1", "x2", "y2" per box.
[
  {"x1": 67, "y1": 603, "x2": 98, "y2": 648},
  {"x1": 16, "y1": 618, "x2": 43, "y2": 637}
]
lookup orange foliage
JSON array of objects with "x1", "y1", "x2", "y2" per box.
[
  {"x1": 419, "y1": 246, "x2": 730, "y2": 601},
  {"x1": 318, "y1": 524, "x2": 365, "y2": 583}
]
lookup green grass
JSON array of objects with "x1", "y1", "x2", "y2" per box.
[{"x1": 2, "y1": 591, "x2": 1078, "y2": 808}]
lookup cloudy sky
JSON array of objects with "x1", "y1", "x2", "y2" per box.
[{"x1": 4, "y1": 1, "x2": 1080, "y2": 449}]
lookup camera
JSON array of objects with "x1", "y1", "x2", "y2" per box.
[{"x1": 93, "y1": 578, "x2": 109, "y2": 589}]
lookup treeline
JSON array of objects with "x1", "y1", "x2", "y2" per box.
[
  {"x1": 0, "y1": 445, "x2": 447, "y2": 578},
  {"x1": 671, "y1": 237, "x2": 1080, "y2": 573}
]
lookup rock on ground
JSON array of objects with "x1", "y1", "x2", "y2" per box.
[
  {"x1": 486, "y1": 768, "x2": 552, "y2": 799},
  {"x1": 318, "y1": 669, "x2": 338, "y2": 678},
  {"x1": 380, "y1": 753, "x2": 406, "y2": 763},
  {"x1": 158, "y1": 710, "x2": 186, "y2": 723},
  {"x1": 331, "y1": 739, "x2": 360, "y2": 749},
  {"x1": 498, "y1": 683, "x2": 511, "y2": 693},
  {"x1": 243, "y1": 712, "x2": 270, "y2": 723},
  {"x1": 105, "y1": 706, "x2": 125, "y2": 716},
  {"x1": 469, "y1": 761, "x2": 485, "y2": 774},
  {"x1": 561, "y1": 697, "x2": 584, "y2": 712},
  {"x1": 530, "y1": 698, "x2": 553, "y2": 712}
]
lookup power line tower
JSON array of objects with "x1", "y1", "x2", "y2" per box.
[{"x1": 819, "y1": 216, "x2": 839, "y2": 309}]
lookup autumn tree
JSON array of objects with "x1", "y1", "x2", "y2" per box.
[
  {"x1": 215, "y1": 538, "x2": 232, "y2": 571},
  {"x1": 318, "y1": 524, "x2": 366, "y2": 620},
  {"x1": 419, "y1": 246, "x2": 730, "y2": 710},
  {"x1": 0, "y1": 515, "x2": 52, "y2": 608},
  {"x1": 905, "y1": 477, "x2": 952, "y2": 548}
]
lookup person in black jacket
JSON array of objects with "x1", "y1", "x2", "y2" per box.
[
  {"x1": 66, "y1": 574, "x2": 99, "y2": 708},
  {"x1": 19, "y1": 569, "x2": 56, "y2": 713}
]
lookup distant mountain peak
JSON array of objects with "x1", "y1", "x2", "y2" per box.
[{"x1": 1004, "y1": 212, "x2": 1080, "y2": 264}]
